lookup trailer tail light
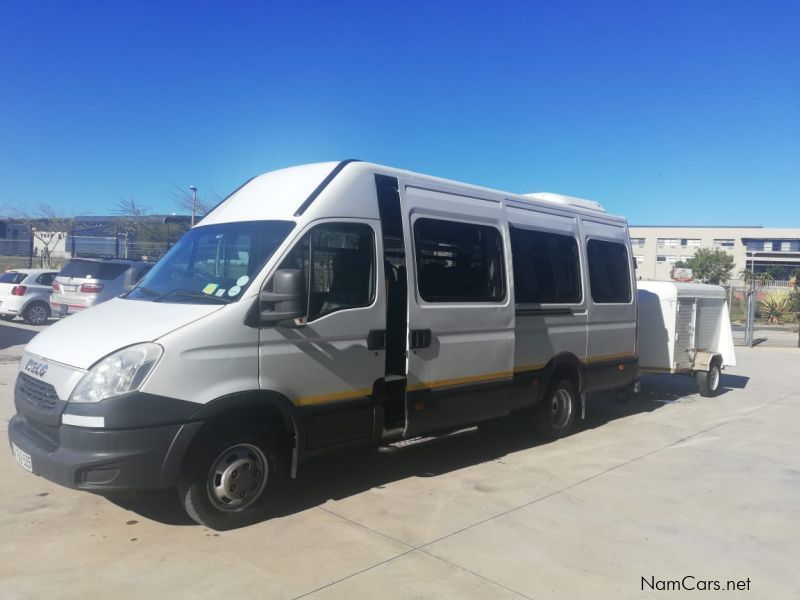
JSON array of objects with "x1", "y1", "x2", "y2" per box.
[
  {"x1": 80, "y1": 283, "x2": 104, "y2": 294},
  {"x1": 11, "y1": 285, "x2": 27, "y2": 296}
]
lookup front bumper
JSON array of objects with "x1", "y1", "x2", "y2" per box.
[{"x1": 8, "y1": 415, "x2": 183, "y2": 491}]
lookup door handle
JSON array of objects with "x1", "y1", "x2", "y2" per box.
[
  {"x1": 367, "y1": 329, "x2": 386, "y2": 350},
  {"x1": 410, "y1": 329, "x2": 431, "y2": 349}
]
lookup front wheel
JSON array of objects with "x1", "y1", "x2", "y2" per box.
[
  {"x1": 535, "y1": 378, "x2": 580, "y2": 439},
  {"x1": 22, "y1": 302, "x2": 50, "y2": 325},
  {"x1": 696, "y1": 361, "x2": 722, "y2": 397},
  {"x1": 178, "y1": 428, "x2": 285, "y2": 530}
]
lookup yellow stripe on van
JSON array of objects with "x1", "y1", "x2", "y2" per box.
[
  {"x1": 406, "y1": 369, "x2": 515, "y2": 392},
  {"x1": 584, "y1": 352, "x2": 636, "y2": 364},
  {"x1": 294, "y1": 353, "x2": 636, "y2": 407},
  {"x1": 295, "y1": 388, "x2": 372, "y2": 407}
]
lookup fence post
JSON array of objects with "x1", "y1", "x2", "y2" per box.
[
  {"x1": 28, "y1": 234, "x2": 33, "y2": 268},
  {"x1": 115, "y1": 226, "x2": 119, "y2": 258}
]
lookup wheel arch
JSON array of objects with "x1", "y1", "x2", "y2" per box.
[
  {"x1": 162, "y1": 390, "x2": 305, "y2": 484},
  {"x1": 539, "y1": 352, "x2": 586, "y2": 419}
]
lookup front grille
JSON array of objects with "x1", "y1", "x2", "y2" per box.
[{"x1": 16, "y1": 373, "x2": 60, "y2": 410}]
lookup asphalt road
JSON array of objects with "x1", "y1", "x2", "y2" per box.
[{"x1": 0, "y1": 324, "x2": 798, "y2": 598}]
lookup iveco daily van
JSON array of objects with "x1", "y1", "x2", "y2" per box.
[{"x1": 9, "y1": 161, "x2": 638, "y2": 529}]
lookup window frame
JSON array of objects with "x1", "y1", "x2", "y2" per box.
[
  {"x1": 411, "y1": 216, "x2": 506, "y2": 305},
  {"x1": 273, "y1": 220, "x2": 378, "y2": 323},
  {"x1": 585, "y1": 237, "x2": 633, "y2": 305},
  {"x1": 509, "y1": 224, "x2": 583, "y2": 306}
]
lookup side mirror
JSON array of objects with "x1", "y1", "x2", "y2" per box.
[{"x1": 260, "y1": 269, "x2": 306, "y2": 324}]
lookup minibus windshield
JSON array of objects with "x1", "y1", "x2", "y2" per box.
[{"x1": 127, "y1": 220, "x2": 295, "y2": 304}]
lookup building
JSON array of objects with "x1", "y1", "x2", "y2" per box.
[{"x1": 628, "y1": 226, "x2": 800, "y2": 281}]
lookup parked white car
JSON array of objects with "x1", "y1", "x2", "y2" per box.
[{"x1": 0, "y1": 269, "x2": 59, "y2": 325}]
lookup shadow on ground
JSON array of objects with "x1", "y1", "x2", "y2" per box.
[
  {"x1": 0, "y1": 324, "x2": 40, "y2": 351},
  {"x1": 111, "y1": 374, "x2": 747, "y2": 528}
]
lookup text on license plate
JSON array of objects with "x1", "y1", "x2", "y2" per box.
[{"x1": 12, "y1": 443, "x2": 33, "y2": 473}]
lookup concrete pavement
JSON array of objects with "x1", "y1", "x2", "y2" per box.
[{"x1": 0, "y1": 321, "x2": 797, "y2": 598}]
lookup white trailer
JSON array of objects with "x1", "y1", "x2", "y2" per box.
[{"x1": 637, "y1": 281, "x2": 736, "y2": 396}]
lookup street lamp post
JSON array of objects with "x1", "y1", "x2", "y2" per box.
[
  {"x1": 189, "y1": 186, "x2": 198, "y2": 227},
  {"x1": 746, "y1": 251, "x2": 758, "y2": 347}
]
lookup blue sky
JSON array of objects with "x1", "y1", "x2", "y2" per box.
[{"x1": 1, "y1": 1, "x2": 798, "y2": 225}]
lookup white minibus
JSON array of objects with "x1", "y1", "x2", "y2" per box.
[{"x1": 8, "y1": 161, "x2": 637, "y2": 529}]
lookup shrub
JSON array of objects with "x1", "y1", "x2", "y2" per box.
[{"x1": 759, "y1": 293, "x2": 793, "y2": 324}]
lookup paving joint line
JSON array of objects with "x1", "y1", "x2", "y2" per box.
[{"x1": 293, "y1": 391, "x2": 794, "y2": 599}]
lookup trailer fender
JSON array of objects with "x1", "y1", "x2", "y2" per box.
[{"x1": 693, "y1": 351, "x2": 722, "y2": 372}]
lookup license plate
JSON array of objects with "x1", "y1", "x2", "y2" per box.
[
  {"x1": 12, "y1": 443, "x2": 33, "y2": 473},
  {"x1": 62, "y1": 285, "x2": 77, "y2": 292}
]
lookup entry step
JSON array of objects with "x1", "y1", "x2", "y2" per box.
[{"x1": 377, "y1": 426, "x2": 478, "y2": 454}]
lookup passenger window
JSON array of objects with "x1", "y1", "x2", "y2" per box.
[
  {"x1": 36, "y1": 273, "x2": 56, "y2": 286},
  {"x1": 279, "y1": 223, "x2": 375, "y2": 320},
  {"x1": 413, "y1": 218, "x2": 505, "y2": 303},
  {"x1": 510, "y1": 227, "x2": 581, "y2": 303},
  {"x1": 586, "y1": 239, "x2": 631, "y2": 303}
]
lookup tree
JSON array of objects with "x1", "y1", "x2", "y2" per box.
[
  {"x1": 112, "y1": 197, "x2": 151, "y2": 258},
  {"x1": 172, "y1": 187, "x2": 215, "y2": 224},
  {"x1": 11, "y1": 203, "x2": 74, "y2": 268},
  {"x1": 683, "y1": 248, "x2": 735, "y2": 284}
]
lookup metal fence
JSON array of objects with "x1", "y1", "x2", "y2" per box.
[
  {"x1": 0, "y1": 235, "x2": 174, "y2": 271},
  {"x1": 724, "y1": 280, "x2": 800, "y2": 348}
]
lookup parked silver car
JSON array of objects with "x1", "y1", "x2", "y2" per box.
[
  {"x1": 50, "y1": 258, "x2": 153, "y2": 317},
  {"x1": 0, "y1": 269, "x2": 59, "y2": 325}
]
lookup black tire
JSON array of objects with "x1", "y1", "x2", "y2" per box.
[
  {"x1": 535, "y1": 378, "x2": 580, "y2": 439},
  {"x1": 696, "y1": 360, "x2": 722, "y2": 397},
  {"x1": 22, "y1": 302, "x2": 50, "y2": 325},
  {"x1": 178, "y1": 427, "x2": 286, "y2": 530},
  {"x1": 0, "y1": 315, "x2": 15, "y2": 321}
]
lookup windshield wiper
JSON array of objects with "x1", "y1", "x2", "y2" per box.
[{"x1": 152, "y1": 288, "x2": 233, "y2": 304}]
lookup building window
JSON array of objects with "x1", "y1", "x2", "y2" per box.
[
  {"x1": 657, "y1": 238, "x2": 677, "y2": 247},
  {"x1": 782, "y1": 241, "x2": 792, "y2": 252},
  {"x1": 587, "y1": 239, "x2": 631, "y2": 303},
  {"x1": 630, "y1": 237, "x2": 645, "y2": 247},
  {"x1": 713, "y1": 239, "x2": 735, "y2": 250},
  {"x1": 414, "y1": 218, "x2": 505, "y2": 303},
  {"x1": 634, "y1": 255, "x2": 644, "y2": 265},
  {"x1": 681, "y1": 238, "x2": 701, "y2": 247},
  {"x1": 771, "y1": 241, "x2": 782, "y2": 252},
  {"x1": 509, "y1": 227, "x2": 581, "y2": 304}
]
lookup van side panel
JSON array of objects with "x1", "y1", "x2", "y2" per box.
[
  {"x1": 401, "y1": 185, "x2": 516, "y2": 436},
  {"x1": 506, "y1": 205, "x2": 588, "y2": 386},
  {"x1": 580, "y1": 217, "x2": 638, "y2": 391}
]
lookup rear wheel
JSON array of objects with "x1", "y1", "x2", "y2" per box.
[
  {"x1": 22, "y1": 302, "x2": 50, "y2": 325},
  {"x1": 535, "y1": 378, "x2": 580, "y2": 439},
  {"x1": 696, "y1": 360, "x2": 722, "y2": 397},
  {"x1": 178, "y1": 427, "x2": 285, "y2": 530}
]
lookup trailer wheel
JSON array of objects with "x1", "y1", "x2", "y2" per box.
[
  {"x1": 178, "y1": 426, "x2": 285, "y2": 530},
  {"x1": 535, "y1": 378, "x2": 579, "y2": 439},
  {"x1": 696, "y1": 359, "x2": 722, "y2": 397}
]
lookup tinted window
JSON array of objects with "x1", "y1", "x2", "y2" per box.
[
  {"x1": 59, "y1": 260, "x2": 131, "y2": 280},
  {"x1": 0, "y1": 271, "x2": 26, "y2": 284},
  {"x1": 587, "y1": 240, "x2": 631, "y2": 303},
  {"x1": 35, "y1": 273, "x2": 57, "y2": 286},
  {"x1": 279, "y1": 223, "x2": 375, "y2": 320},
  {"x1": 413, "y1": 218, "x2": 504, "y2": 302},
  {"x1": 510, "y1": 228, "x2": 581, "y2": 303}
]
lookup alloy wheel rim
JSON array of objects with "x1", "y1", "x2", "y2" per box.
[{"x1": 29, "y1": 306, "x2": 47, "y2": 324}]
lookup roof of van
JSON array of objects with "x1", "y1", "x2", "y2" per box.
[{"x1": 201, "y1": 161, "x2": 623, "y2": 226}]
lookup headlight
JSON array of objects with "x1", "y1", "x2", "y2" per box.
[{"x1": 70, "y1": 343, "x2": 163, "y2": 403}]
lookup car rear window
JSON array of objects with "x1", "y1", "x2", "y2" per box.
[
  {"x1": 58, "y1": 260, "x2": 131, "y2": 280},
  {"x1": 0, "y1": 271, "x2": 26, "y2": 284}
]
